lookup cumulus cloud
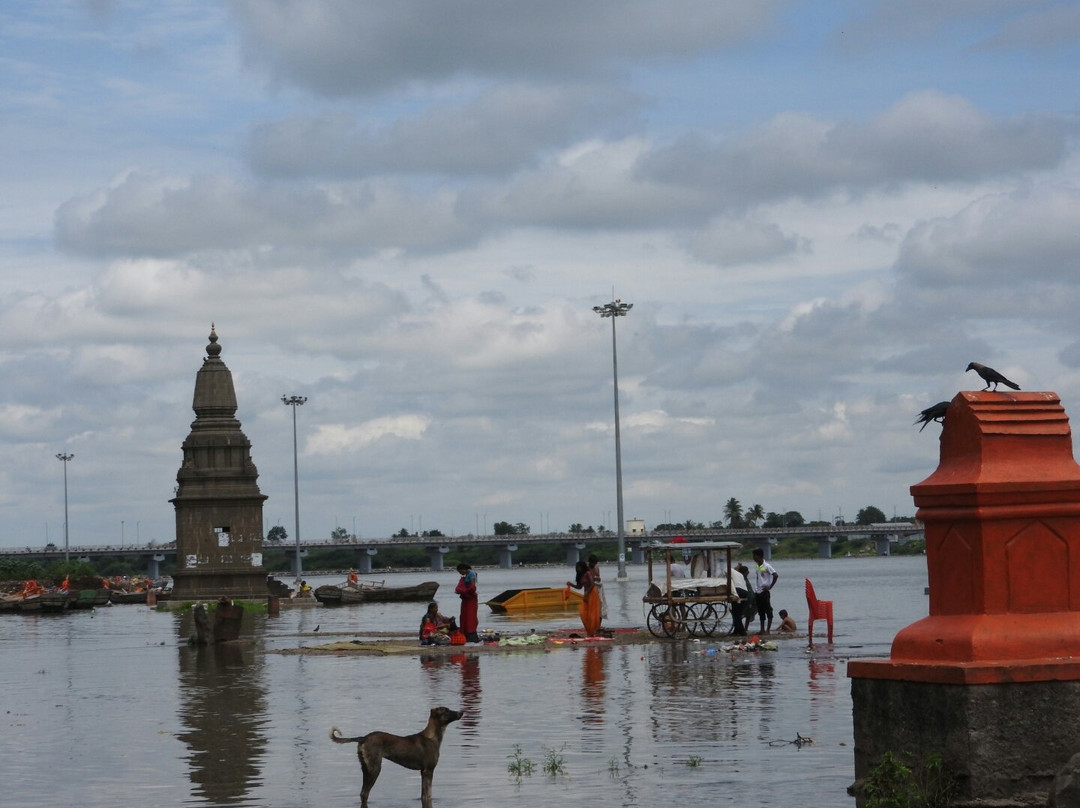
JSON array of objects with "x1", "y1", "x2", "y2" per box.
[
  {"x1": 688, "y1": 217, "x2": 808, "y2": 266},
  {"x1": 307, "y1": 414, "x2": 432, "y2": 454},
  {"x1": 54, "y1": 170, "x2": 481, "y2": 258},
  {"x1": 896, "y1": 184, "x2": 1080, "y2": 288},
  {"x1": 248, "y1": 84, "x2": 627, "y2": 178},
  {"x1": 229, "y1": 0, "x2": 781, "y2": 96},
  {"x1": 638, "y1": 91, "x2": 1069, "y2": 206}
]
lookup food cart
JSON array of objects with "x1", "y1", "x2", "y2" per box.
[{"x1": 641, "y1": 541, "x2": 743, "y2": 638}]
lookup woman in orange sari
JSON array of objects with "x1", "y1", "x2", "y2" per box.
[{"x1": 567, "y1": 561, "x2": 602, "y2": 637}]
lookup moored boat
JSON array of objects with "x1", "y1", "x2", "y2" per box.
[
  {"x1": 38, "y1": 591, "x2": 70, "y2": 612},
  {"x1": 109, "y1": 590, "x2": 148, "y2": 605},
  {"x1": 69, "y1": 589, "x2": 100, "y2": 609},
  {"x1": 485, "y1": 587, "x2": 583, "y2": 613},
  {"x1": 314, "y1": 580, "x2": 439, "y2": 605}
]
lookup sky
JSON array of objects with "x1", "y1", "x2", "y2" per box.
[{"x1": 3, "y1": 1, "x2": 1080, "y2": 550}]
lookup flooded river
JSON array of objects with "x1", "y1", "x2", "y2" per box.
[{"x1": 1, "y1": 556, "x2": 928, "y2": 807}]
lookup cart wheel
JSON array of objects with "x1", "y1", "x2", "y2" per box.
[
  {"x1": 685, "y1": 602, "x2": 717, "y2": 637},
  {"x1": 711, "y1": 602, "x2": 732, "y2": 636},
  {"x1": 662, "y1": 603, "x2": 687, "y2": 638},
  {"x1": 646, "y1": 604, "x2": 674, "y2": 638}
]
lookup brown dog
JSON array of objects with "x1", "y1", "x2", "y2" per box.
[{"x1": 330, "y1": 706, "x2": 463, "y2": 806}]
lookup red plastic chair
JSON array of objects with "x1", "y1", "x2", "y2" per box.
[{"x1": 805, "y1": 578, "x2": 834, "y2": 643}]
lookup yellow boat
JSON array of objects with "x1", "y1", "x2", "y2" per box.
[{"x1": 485, "y1": 587, "x2": 583, "y2": 613}]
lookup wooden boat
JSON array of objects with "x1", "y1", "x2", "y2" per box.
[
  {"x1": 109, "y1": 590, "x2": 148, "y2": 605},
  {"x1": 0, "y1": 595, "x2": 23, "y2": 613},
  {"x1": 314, "y1": 580, "x2": 439, "y2": 605},
  {"x1": 38, "y1": 591, "x2": 70, "y2": 612},
  {"x1": 485, "y1": 587, "x2": 583, "y2": 613},
  {"x1": 68, "y1": 589, "x2": 100, "y2": 609}
]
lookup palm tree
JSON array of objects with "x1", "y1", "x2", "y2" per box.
[
  {"x1": 723, "y1": 497, "x2": 744, "y2": 528},
  {"x1": 746, "y1": 504, "x2": 765, "y2": 528}
]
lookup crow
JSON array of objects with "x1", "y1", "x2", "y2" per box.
[
  {"x1": 966, "y1": 362, "x2": 1020, "y2": 391},
  {"x1": 914, "y1": 401, "x2": 950, "y2": 432}
]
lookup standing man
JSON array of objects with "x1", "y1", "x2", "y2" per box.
[{"x1": 751, "y1": 548, "x2": 779, "y2": 634}]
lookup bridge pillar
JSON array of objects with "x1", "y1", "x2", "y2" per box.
[
  {"x1": 874, "y1": 535, "x2": 896, "y2": 556},
  {"x1": 752, "y1": 539, "x2": 778, "y2": 561},
  {"x1": 355, "y1": 547, "x2": 378, "y2": 574},
  {"x1": 629, "y1": 541, "x2": 646, "y2": 565},
  {"x1": 284, "y1": 548, "x2": 309, "y2": 577},
  {"x1": 498, "y1": 544, "x2": 518, "y2": 569},
  {"x1": 817, "y1": 536, "x2": 837, "y2": 559},
  {"x1": 563, "y1": 542, "x2": 586, "y2": 567},
  {"x1": 427, "y1": 545, "x2": 449, "y2": 571},
  {"x1": 147, "y1": 553, "x2": 166, "y2": 578}
]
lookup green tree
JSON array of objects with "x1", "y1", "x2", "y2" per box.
[
  {"x1": 745, "y1": 504, "x2": 765, "y2": 527},
  {"x1": 422, "y1": 529, "x2": 444, "y2": 537},
  {"x1": 764, "y1": 511, "x2": 805, "y2": 528},
  {"x1": 394, "y1": 527, "x2": 411, "y2": 538},
  {"x1": 723, "y1": 498, "x2": 744, "y2": 528},
  {"x1": 330, "y1": 526, "x2": 349, "y2": 541},
  {"x1": 856, "y1": 506, "x2": 887, "y2": 525},
  {"x1": 266, "y1": 525, "x2": 287, "y2": 543}
]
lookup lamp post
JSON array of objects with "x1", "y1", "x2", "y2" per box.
[
  {"x1": 282, "y1": 395, "x2": 307, "y2": 580},
  {"x1": 593, "y1": 298, "x2": 632, "y2": 580},
  {"x1": 121, "y1": 520, "x2": 125, "y2": 549},
  {"x1": 56, "y1": 453, "x2": 73, "y2": 563}
]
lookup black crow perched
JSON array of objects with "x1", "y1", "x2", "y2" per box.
[
  {"x1": 966, "y1": 362, "x2": 1021, "y2": 391},
  {"x1": 915, "y1": 401, "x2": 950, "y2": 432}
]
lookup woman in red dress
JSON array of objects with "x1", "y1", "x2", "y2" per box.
[{"x1": 455, "y1": 563, "x2": 479, "y2": 642}]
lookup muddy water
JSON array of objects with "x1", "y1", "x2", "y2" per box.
[{"x1": 1, "y1": 556, "x2": 927, "y2": 807}]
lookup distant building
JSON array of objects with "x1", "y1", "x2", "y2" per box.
[
  {"x1": 627, "y1": 518, "x2": 646, "y2": 536},
  {"x1": 170, "y1": 326, "x2": 269, "y2": 600}
]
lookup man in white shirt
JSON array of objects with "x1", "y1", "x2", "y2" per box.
[{"x1": 751, "y1": 548, "x2": 779, "y2": 634}]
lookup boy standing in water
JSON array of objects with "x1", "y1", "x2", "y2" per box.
[{"x1": 751, "y1": 548, "x2": 779, "y2": 634}]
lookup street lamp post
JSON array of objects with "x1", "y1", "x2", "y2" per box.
[
  {"x1": 56, "y1": 453, "x2": 73, "y2": 563},
  {"x1": 593, "y1": 298, "x2": 633, "y2": 580},
  {"x1": 282, "y1": 395, "x2": 307, "y2": 580},
  {"x1": 121, "y1": 520, "x2": 125, "y2": 549}
]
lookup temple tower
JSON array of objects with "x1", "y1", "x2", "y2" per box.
[{"x1": 170, "y1": 326, "x2": 268, "y2": 600}]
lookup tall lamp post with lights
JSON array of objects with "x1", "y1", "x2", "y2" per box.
[
  {"x1": 282, "y1": 395, "x2": 307, "y2": 580},
  {"x1": 56, "y1": 453, "x2": 73, "y2": 563},
  {"x1": 593, "y1": 298, "x2": 632, "y2": 581}
]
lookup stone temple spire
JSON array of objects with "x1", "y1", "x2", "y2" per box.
[{"x1": 171, "y1": 325, "x2": 268, "y2": 600}]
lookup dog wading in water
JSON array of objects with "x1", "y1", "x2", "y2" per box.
[{"x1": 330, "y1": 706, "x2": 463, "y2": 807}]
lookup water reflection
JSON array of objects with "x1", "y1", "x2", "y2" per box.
[
  {"x1": 420, "y1": 652, "x2": 482, "y2": 743},
  {"x1": 176, "y1": 613, "x2": 268, "y2": 806}
]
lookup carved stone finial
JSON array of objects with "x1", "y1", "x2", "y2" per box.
[{"x1": 206, "y1": 323, "x2": 222, "y2": 358}]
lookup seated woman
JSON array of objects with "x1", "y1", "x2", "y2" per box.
[{"x1": 419, "y1": 601, "x2": 457, "y2": 645}]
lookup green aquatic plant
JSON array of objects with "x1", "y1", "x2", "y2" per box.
[
  {"x1": 686, "y1": 755, "x2": 704, "y2": 767},
  {"x1": 863, "y1": 751, "x2": 957, "y2": 808},
  {"x1": 507, "y1": 745, "x2": 534, "y2": 782},
  {"x1": 542, "y1": 744, "x2": 567, "y2": 776}
]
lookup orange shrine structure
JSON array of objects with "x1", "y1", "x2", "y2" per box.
[{"x1": 850, "y1": 391, "x2": 1080, "y2": 805}]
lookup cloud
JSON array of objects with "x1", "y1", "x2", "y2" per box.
[
  {"x1": 54, "y1": 170, "x2": 481, "y2": 258},
  {"x1": 229, "y1": 1, "x2": 781, "y2": 96},
  {"x1": 688, "y1": 217, "x2": 808, "y2": 266},
  {"x1": 306, "y1": 414, "x2": 432, "y2": 454},
  {"x1": 248, "y1": 84, "x2": 629, "y2": 178},
  {"x1": 638, "y1": 91, "x2": 1069, "y2": 206}
]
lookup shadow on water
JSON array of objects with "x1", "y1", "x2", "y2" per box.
[{"x1": 176, "y1": 610, "x2": 268, "y2": 806}]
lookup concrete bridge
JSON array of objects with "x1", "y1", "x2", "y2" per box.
[{"x1": 1, "y1": 522, "x2": 922, "y2": 576}]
